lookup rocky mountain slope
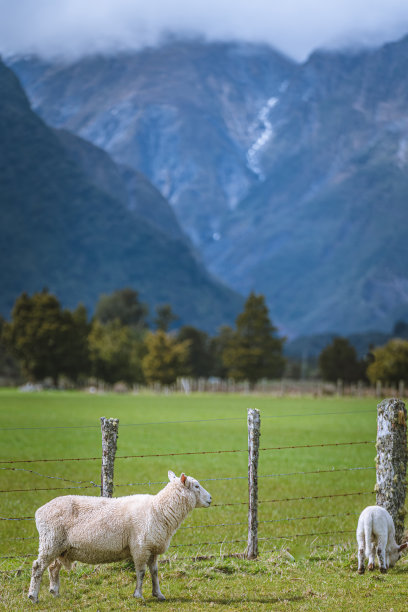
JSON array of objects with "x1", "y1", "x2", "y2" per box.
[
  {"x1": 9, "y1": 36, "x2": 408, "y2": 335},
  {"x1": 10, "y1": 41, "x2": 295, "y2": 246},
  {"x1": 0, "y1": 59, "x2": 243, "y2": 331}
]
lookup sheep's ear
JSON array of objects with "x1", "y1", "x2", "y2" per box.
[
  {"x1": 398, "y1": 542, "x2": 408, "y2": 552},
  {"x1": 168, "y1": 470, "x2": 177, "y2": 482},
  {"x1": 180, "y1": 473, "x2": 187, "y2": 485}
]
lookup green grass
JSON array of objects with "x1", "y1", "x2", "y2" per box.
[{"x1": 0, "y1": 390, "x2": 406, "y2": 610}]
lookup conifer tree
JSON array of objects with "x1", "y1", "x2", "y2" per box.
[{"x1": 222, "y1": 292, "x2": 285, "y2": 386}]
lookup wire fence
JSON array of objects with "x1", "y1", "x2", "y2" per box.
[{"x1": 1, "y1": 400, "x2": 403, "y2": 565}]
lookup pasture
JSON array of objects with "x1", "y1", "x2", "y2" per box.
[{"x1": 0, "y1": 389, "x2": 407, "y2": 610}]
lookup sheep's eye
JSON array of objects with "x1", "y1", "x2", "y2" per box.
[{"x1": 195, "y1": 484, "x2": 199, "y2": 489}]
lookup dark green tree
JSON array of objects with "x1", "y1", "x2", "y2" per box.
[
  {"x1": 94, "y1": 288, "x2": 148, "y2": 330},
  {"x1": 88, "y1": 319, "x2": 145, "y2": 385},
  {"x1": 3, "y1": 290, "x2": 87, "y2": 385},
  {"x1": 63, "y1": 304, "x2": 91, "y2": 382},
  {"x1": 177, "y1": 325, "x2": 212, "y2": 378},
  {"x1": 210, "y1": 325, "x2": 235, "y2": 378},
  {"x1": 154, "y1": 304, "x2": 179, "y2": 332},
  {"x1": 142, "y1": 330, "x2": 189, "y2": 385},
  {"x1": 0, "y1": 315, "x2": 22, "y2": 381},
  {"x1": 367, "y1": 339, "x2": 408, "y2": 385},
  {"x1": 318, "y1": 337, "x2": 365, "y2": 383},
  {"x1": 222, "y1": 292, "x2": 285, "y2": 386}
]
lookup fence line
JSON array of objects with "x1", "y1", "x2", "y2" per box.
[
  {"x1": 0, "y1": 489, "x2": 375, "y2": 522},
  {"x1": 2, "y1": 400, "x2": 405, "y2": 563},
  {"x1": 0, "y1": 439, "x2": 375, "y2": 465},
  {"x1": 0, "y1": 465, "x2": 376, "y2": 495},
  {"x1": 0, "y1": 408, "x2": 376, "y2": 432}
]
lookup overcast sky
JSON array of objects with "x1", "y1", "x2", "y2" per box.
[{"x1": 1, "y1": 0, "x2": 408, "y2": 61}]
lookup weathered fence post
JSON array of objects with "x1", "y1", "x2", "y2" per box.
[
  {"x1": 100, "y1": 417, "x2": 119, "y2": 498},
  {"x1": 246, "y1": 408, "x2": 260, "y2": 559},
  {"x1": 375, "y1": 398, "x2": 407, "y2": 543}
]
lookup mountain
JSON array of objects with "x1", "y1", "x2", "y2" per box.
[
  {"x1": 206, "y1": 37, "x2": 408, "y2": 335},
  {"x1": 9, "y1": 36, "x2": 408, "y2": 336},
  {"x1": 0, "y1": 60, "x2": 243, "y2": 332},
  {"x1": 9, "y1": 41, "x2": 296, "y2": 247}
]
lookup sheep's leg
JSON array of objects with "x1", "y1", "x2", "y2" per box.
[
  {"x1": 132, "y1": 558, "x2": 146, "y2": 601},
  {"x1": 357, "y1": 547, "x2": 365, "y2": 574},
  {"x1": 148, "y1": 555, "x2": 165, "y2": 601},
  {"x1": 48, "y1": 558, "x2": 62, "y2": 597},
  {"x1": 28, "y1": 552, "x2": 55, "y2": 603},
  {"x1": 368, "y1": 542, "x2": 376, "y2": 570},
  {"x1": 377, "y1": 539, "x2": 387, "y2": 573}
]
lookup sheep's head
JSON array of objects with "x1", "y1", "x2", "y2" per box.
[
  {"x1": 388, "y1": 542, "x2": 408, "y2": 567},
  {"x1": 168, "y1": 470, "x2": 212, "y2": 508}
]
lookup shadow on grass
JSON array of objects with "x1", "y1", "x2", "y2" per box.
[{"x1": 166, "y1": 595, "x2": 305, "y2": 605}]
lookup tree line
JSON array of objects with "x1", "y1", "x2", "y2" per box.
[
  {"x1": 1, "y1": 288, "x2": 408, "y2": 388},
  {"x1": 0, "y1": 289, "x2": 284, "y2": 387}
]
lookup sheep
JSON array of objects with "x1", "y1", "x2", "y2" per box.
[
  {"x1": 28, "y1": 470, "x2": 212, "y2": 603},
  {"x1": 356, "y1": 505, "x2": 407, "y2": 574}
]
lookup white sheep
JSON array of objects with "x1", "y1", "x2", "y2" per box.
[
  {"x1": 28, "y1": 470, "x2": 212, "y2": 603},
  {"x1": 356, "y1": 505, "x2": 407, "y2": 574}
]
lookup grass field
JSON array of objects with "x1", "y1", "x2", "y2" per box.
[{"x1": 0, "y1": 389, "x2": 407, "y2": 610}]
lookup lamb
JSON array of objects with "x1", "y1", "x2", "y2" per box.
[
  {"x1": 28, "y1": 470, "x2": 211, "y2": 603},
  {"x1": 356, "y1": 505, "x2": 407, "y2": 574}
]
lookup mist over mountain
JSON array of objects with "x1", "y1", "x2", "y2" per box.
[
  {"x1": 0, "y1": 59, "x2": 243, "y2": 331},
  {"x1": 7, "y1": 34, "x2": 408, "y2": 336}
]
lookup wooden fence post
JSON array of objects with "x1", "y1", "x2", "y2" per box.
[
  {"x1": 375, "y1": 398, "x2": 407, "y2": 543},
  {"x1": 246, "y1": 408, "x2": 260, "y2": 559},
  {"x1": 100, "y1": 417, "x2": 119, "y2": 498}
]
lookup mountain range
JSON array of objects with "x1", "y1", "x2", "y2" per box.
[
  {"x1": 0, "y1": 59, "x2": 243, "y2": 332},
  {"x1": 6, "y1": 35, "x2": 408, "y2": 336}
]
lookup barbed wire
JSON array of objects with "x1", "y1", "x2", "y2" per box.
[
  {"x1": 211, "y1": 490, "x2": 374, "y2": 507},
  {"x1": 0, "y1": 409, "x2": 376, "y2": 432},
  {"x1": 0, "y1": 440, "x2": 375, "y2": 465},
  {"x1": 179, "y1": 510, "x2": 360, "y2": 531},
  {"x1": 0, "y1": 485, "x2": 99, "y2": 493},
  {"x1": 169, "y1": 528, "x2": 356, "y2": 548},
  {"x1": 0, "y1": 489, "x2": 374, "y2": 519},
  {"x1": 113, "y1": 466, "x2": 375, "y2": 489},
  {"x1": 0, "y1": 466, "x2": 99, "y2": 487}
]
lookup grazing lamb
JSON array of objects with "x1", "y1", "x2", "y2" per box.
[
  {"x1": 28, "y1": 470, "x2": 211, "y2": 603},
  {"x1": 356, "y1": 505, "x2": 407, "y2": 574}
]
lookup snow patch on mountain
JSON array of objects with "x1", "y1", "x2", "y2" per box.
[{"x1": 247, "y1": 97, "x2": 278, "y2": 178}]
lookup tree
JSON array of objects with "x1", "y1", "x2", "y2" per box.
[
  {"x1": 154, "y1": 304, "x2": 178, "y2": 332},
  {"x1": 222, "y1": 293, "x2": 285, "y2": 386},
  {"x1": 142, "y1": 331, "x2": 189, "y2": 386},
  {"x1": 0, "y1": 315, "x2": 22, "y2": 381},
  {"x1": 88, "y1": 319, "x2": 144, "y2": 384},
  {"x1": 318, "y1": 337, "x2": 365, "y2": 383},
  {"x1": 367, "y1": 339, "x2": 408, "y2": 386},
  {"x1": 3, "y1": 290, "x2": 87, "y2": 385},
  {"x1": 210, "y1": 325, "x2": 235, "y2": 378},
  {"x1": 177, "y1": 325, "x2": 212, "y2": 378},
  {"x1": 94, "y1": 288, "x2": 148, "y2": 330},
  {"x1": 62, "y1": 304, "x2": 91, "y2": 382}
]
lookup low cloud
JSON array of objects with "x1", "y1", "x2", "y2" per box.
[{"x1": 1, "y1": 0, "x2": 408, "y2": 61}]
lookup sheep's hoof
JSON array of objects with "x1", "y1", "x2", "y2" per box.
[
  {"x1": 154, "y1": 593, "x2": 166, "y2": 601},
  {"x1": 357, "y1": 568, "x2": 365, "y2": 574},
  {"x1": 368, "y1": 563, "x2": 374, "y2": 571},
  {"x1": 28, "y1": 594, "x2": 38, "y2": 604},
  {"x1": 380, "y1": 567, "x2": 387, "y2": 574},
  {"x1": 49, "y1": 588, "x2": 59, "y2": 597},
  {"x1": 133, "y1": 591, "x2": 145, "y2": 601}
]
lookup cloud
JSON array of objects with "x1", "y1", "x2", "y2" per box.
[{"x1": 1, "y1": 0, "x2": 408, "y2": 61}]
